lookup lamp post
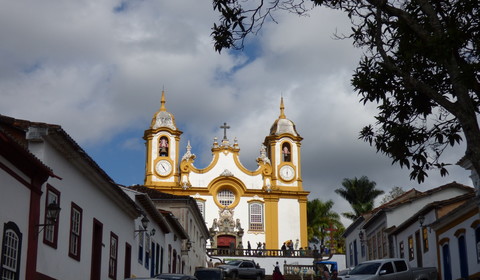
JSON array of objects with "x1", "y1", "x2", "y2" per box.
[
  {"x1": 37, "y1": 202, "x2": 61, "y2": 234},
  {"x1": 134, "y1": 215, "x2": 150, "y2": 237}
]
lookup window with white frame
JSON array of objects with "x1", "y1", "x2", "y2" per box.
[
  {"x1": 408, "y1": 235, "x2": 414, "y2": 261},
  {"x1": 1, "y1": 222, "x2": 22, "y2": 280},
  {"x1": 44, "y1": 185, "x2": 60, "y2": 248},
  {"x1": 422, "y1": 227, "x2": 429, "y2": 252},
  {"x1": 109, "y1": 232, "x2": 118, "y2": 279},
  {"x1": 69, "y1": 203, "x2": 82, "y2": 260},
  {"x1": 399, "y1": 241, "x2": 405, "y2": 258},
  {"x1": 217, "y1": 189, "x2": 235, "y2": 207},
  {"x1": 248, "y1": 202, "x2": 264, "y2": 231}
]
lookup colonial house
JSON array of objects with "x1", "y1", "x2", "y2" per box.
[
  {"x1": 0, "y1": 127, "x2": 57, "y2": 280},
  {"x1": 389, "y1": 192, "x2": 475, "y2": 268},
  {"x1": 122, "y1": 187, "x2": 186, "y2": 277},
  {"x1": 343, "y1": 182, "x2": 474, "y2": 270},
  {"x1": 430, "y1": 196, "x2": 480, "y2": 280},
  {"x1": 129, "y1": 185, "x2": 210, "y2": 275},
  {"x1": 0, "y1": 114, "x2": 202, "y2": 280}
]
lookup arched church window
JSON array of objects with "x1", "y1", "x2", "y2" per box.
[
  {"x1": 282, "y1": 143, "x2": 291, "y2": 162},
  {"x1": 248, "y1": 202, "x2": 264, "y2": 231},
  {"x1": 217, "y1": 190, "x2": 235, "y2": 207},
  {"x1": 159, "y1": 136, "x2": 169, "y2": 157},
  {"x1": 1, "y1": 222, "x2": 22, "y2": 280}
]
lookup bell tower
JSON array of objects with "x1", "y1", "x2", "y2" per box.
[
  {"x1": 264, "y1": 97, "x2": 303, "y2": 189},
  {"x1": 144, "y1": 91, "x2": 182, "y2": 187}
]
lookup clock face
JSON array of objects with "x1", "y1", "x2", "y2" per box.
[
  {"x1": 155, "y1": 160, "x2": 172, "y2": 176},
  {"x1": 279, "y1": 165, "x2": 295, "y2": 181}
]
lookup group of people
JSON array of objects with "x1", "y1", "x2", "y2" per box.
[
  {"x1": 318, "y1": 264, "x2": 338, "y2": 280},
  {"x1": 243, "y1": 241, "x2": 266, "y2": 256},
  {"x1": 280, "y1": 240, "x2": 296, "y2": 256}
]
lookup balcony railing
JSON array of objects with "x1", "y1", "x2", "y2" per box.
[{"x1": 206, "y1": 248, "x2": 328, "y2": 258}]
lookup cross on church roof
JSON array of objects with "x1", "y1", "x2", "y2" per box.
[{"x1": 220, "y1": 122, "x2": 230, "y2": 140}]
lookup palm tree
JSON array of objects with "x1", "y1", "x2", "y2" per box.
[
  {"x1": 335, "y1": 176, "x2": 384, "y2": 221},
  {"x1": 307, "y1": 199, "x2": 342, "y2": 249}
]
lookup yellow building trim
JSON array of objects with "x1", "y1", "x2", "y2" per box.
[
  {"x1": 233, "y1": 152, "x2": 266, "y2": 176},
  {"x1": 264, "y1": 197, "x2": 279, "y2": 250},
  {"x1": 144, "y1": 134, "x2": 154, "y2": 185},
  {"x1": 438, "y1": 237, "x2": 449, "y2": 245},
  {"x1": 298, "y1": 199, "x2": 308, "y2": 248},
  {"x1": 295, "y1": 142, "x2": 303, "y2": 190},
  {"x1": 454, "y1": 228, "x2": 466, "y2": 237},
  {"x1": 207, "y1": 177, "x2": 247, "y2": 209},
  {"x1": 183, "y1": 150, "x2": 220, "y2": 174},
  {"x1": 470, "y1": 219, "x2": 480, "y2": 229},
  {"x1": 436, "y1": 208, "x2": 478, "y2": 235}
]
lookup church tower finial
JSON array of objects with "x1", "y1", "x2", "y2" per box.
[
  {"x1": 279, "y1": 97, "x2": 286, "y2": 119},
  {"x1": 160, "y1": 90, "x2": 167, "y2": 112}
]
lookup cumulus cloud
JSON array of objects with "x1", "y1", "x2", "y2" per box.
[{"x1": 0, "y1": 0, "x2": 471, "y2": 227}]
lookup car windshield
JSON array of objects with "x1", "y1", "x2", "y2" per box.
[
  {"x1": 225, "y1": 260, "x2": 242, "y2": 266},
  {"x1": 349, "y1": 263, "x2": 381, "y2": 275}
]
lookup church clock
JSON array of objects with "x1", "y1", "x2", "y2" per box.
[
  {"x1": 155, "y1": 159, "x2": 173, "y2": 177},
  {"x1": 279, "y1": 165, "x2": 295, "y2": 181}
]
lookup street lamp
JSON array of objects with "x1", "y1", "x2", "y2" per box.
[
  {"x1": 37, "y1": 202, "x2": 61, "y2": 234},
  {"x1": 134, "y1": 215, "x2": 150, "y2": 236}
]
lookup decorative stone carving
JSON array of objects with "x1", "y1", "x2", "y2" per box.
[
  {"x1": 258, "y1": 144, "x2": 271, "y2": 164},
  {"x1": 220, "y1": 169, "x2": 234, "y2": 177},
  {"x1": 152, "y1": 111, "x2": 176, "y2": 130},
  {"x1": 182, "y1": 141, "x2": 196, "y2": 161}
]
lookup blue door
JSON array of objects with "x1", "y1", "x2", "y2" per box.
[
  {"x1": 442, "y1": 244, "x2": 452, "y2": 280},
  {"x1": 458, "y1": 235, "x2": 469, "y2": 279},
  {"x1": 353, "y1": 240, "x2": 358, "y2": 266}
]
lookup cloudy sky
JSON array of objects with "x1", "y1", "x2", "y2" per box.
[{"x1": 0, "y1": 0, "x2": 472, "y2": 226}]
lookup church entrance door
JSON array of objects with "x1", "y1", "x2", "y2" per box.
[{"x1": 217, "y1": 235, "x2": 236, "y2": 248}]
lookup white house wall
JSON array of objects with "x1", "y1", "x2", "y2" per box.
[
  {"x1": 278, "y1": 198, "x2": 301, "y2": 248},
  {"x1": 437, "y1": 212, "x2": 480, "y2": 280},
  {"x1": 386, "y1": 188, "x2": 471, "y2": 228},
  {"x1": 394, "y1": 210, "x2": 437, "y2": 268},
  {"x1": 188, "y1": 153, "x2": 263, "y2": 189},
  {"x1": 0, "y1": 157, "x2": 31, "y2": 280},
  {"x1": 32, "y1": 140, "x2": 139, "y2": 280}
]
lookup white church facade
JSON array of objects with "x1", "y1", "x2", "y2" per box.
[{"x1": 142, "y1": 92, "x2": 310, "y2": 252}]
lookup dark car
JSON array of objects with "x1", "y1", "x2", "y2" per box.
[
  {"x1": 194, "y1": 268, "x2": 224, "y2": 280},
  {"x1": 155, "y1": 273, "x2": 198, "y2": 280}
]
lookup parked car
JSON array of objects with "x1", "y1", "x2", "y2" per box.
[
  {"x1": 195, "y1": 267, "x2": 225, "y2": 280},
  {"x1": 217, "y1": 260, "x2": 265, "y2": 280},
  {"x1": 338, "y1": 268, "x2": 351, "y2": 276},
  {"x1": 155, "y1": 273, "x2": 198, "y2": 280},
  {"x1": 343, "y1": 258, "x2": 437, "y2": 280}
]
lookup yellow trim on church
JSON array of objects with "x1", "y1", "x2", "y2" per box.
[
  {"x1": 264, "y1": 196, "x2": 279, "y2": 250},
  {"x1": 143, "y1": 93, "x2": 310, "y2": 251}
]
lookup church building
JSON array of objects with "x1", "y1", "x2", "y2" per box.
[{"x1": 143, "y1": 92, "x2": 309, "y2": 251}]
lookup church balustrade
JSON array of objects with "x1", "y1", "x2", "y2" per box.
[{"x1": 206, "y1": 248, "x2": 327, "y2": 259}]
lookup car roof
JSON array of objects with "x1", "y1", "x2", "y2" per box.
[{"x1": 155, "y1": 273, "x2": 196, "y2": 279}]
